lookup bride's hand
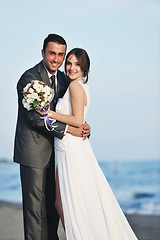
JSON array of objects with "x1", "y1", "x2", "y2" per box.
[{"x1": 35, "y1": 109, "x2": 46, "y2": 115}]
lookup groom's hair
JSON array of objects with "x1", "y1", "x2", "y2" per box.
[{"x1": 43, "y1": 34, "x2": 67, "y2": 52}]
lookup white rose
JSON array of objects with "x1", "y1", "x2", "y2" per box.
[
  {"x1": 40, "y1": 101, "x2": 45, "y2": 107},
  {"x1": 26, "y1": 94, "x2": 32, "y2": 99},
  {"x1": 48, "y1": 95, "x2": 52, "y2": 101},
  {"x1": 33, "y1": 80, "x2": 39, "y2": 84},
  {"x1": 29, "y1": 88, "x2": 34, "y2": 93},
  {"x1": 30, "y1": 92, "x2": 38, "y2": 99},
  {"x1": 37, "y1": 96, "x2": 41, "y2": 101},
  {"x1": 22, "y1": 99, "x2": 31, "y2": 111},
  {"x1": 27, "y1": 98, "x2": 33, "y2": 104},
  {"x1": 23, "y1": 83, "x2": 31, "y2": 92},
  {"x1": 35, "y1": 85, "x2": 43, "y2": 93},
  {"x1": 44, "y1": 86, "x2": 50, "y2": 94},
  {"x1": 43, "y1": 93, "x2": 48, "y2": 99},
  {"x1": 33, "y1": 82, "x2": 40, "y2": 90}
]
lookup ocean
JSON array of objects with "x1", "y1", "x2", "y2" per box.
[{"x1": 0, "y1": 158, "x2": 159, "y2": 215}]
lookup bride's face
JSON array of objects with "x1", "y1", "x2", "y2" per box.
[{"x1": 65, "y1": 54, "x2": 84, "y2": 81}]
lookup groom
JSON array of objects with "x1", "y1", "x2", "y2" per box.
[{"x1": 14, "y1": 34, "x2": 90, "y2": 240}]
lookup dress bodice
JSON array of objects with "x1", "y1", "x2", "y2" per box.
[
  {"x1": 56, "y1": 80, "x2": 90, "y2": 123},
  {"x1": 54, "y1": 81, "x2": 90, "y2": 151}
]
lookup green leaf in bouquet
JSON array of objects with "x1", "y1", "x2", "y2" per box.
[
  {"x1": 30, "y1": 82, "x2": 34, "y2": 88},
  {"x1": 33, "y1": 99, "x2": 40, "y2": 108}
]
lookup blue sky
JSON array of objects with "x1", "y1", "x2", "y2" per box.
[{"x1": 0, "y1": 0, "x2": 160, "y2": 161}]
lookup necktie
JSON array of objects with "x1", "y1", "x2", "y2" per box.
[{"x1": 50, "y1": 75, "x2": 57, "y2": 97}]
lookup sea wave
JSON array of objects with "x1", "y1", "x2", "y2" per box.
[
  {"x1": 126, "y1": 202, "x2": 160, "y2": 215},
  {"x1": 0, "y1": 159, "x2": 160, "y2": 215}
]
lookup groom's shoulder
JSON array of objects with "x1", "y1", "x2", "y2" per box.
[
  {"x1": 17, "y1": 61, "x2": 43, "y2": 88},
  {"x1": 57, "y1": 70, "x2": 70, "y2": 83},
  {"x1": 57, "y1": 69, "x2": 65, "y2": 78},
  {"x1": 22, "y1": 61, "x2": 43, "y2": 78}
]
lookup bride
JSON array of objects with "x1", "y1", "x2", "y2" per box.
[{"x1": 39, "y1": 48, "x2": 138, "y2": 240}]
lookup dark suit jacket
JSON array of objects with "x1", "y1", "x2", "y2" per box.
[{"x1": 14, "y1": 61, "x2": 70, "y2": 168}]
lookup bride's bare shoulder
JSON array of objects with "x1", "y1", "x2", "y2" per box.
[{"x1": 69, "y1": 81, "x2": 83, "y2": 92}]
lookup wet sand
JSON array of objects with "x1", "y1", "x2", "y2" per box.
[{"x1": 0, "y1": 200, "x2": 159, "y2": 240}]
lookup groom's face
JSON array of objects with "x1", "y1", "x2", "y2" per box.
[{"x1": 42, "y1": 41, "x2": 66, "y2": 75}]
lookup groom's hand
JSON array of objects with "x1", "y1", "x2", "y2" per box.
[
  {"x1": 67, "y1": 123, "x2": 90, "y2": 140},
  {"x1": 67, "y1": 125, "x2": 83, "y2": 137},
  {"x1": 82, "y1": 122, "x2": 90, "y2": 140}
]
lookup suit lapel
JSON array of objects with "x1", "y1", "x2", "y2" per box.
[
  {"x1": 57, "y1": 70, "x2": 70, "y2": 98},
  {"x1": 57, "y1": 70, "x2": 64, "y2": 94},
  {"x1": 37, "y1": 61, "x2": 51, "y2": 87}
]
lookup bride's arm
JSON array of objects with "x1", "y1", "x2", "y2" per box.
[{"x1": 48, "y1": 81, "x2": 84, "y2": 127}]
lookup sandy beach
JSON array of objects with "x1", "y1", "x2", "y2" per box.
[{"x1": 0, "y1": 200, "x2": 159, "y2": 240}]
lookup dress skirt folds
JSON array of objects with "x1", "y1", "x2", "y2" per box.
[{"x1": 54, "y1": 81, "x2": 138, "y2": 240}]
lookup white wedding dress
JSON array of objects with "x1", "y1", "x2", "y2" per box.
[{"x1": 54, "y1": 81, "x2": 138, "y2": 240}]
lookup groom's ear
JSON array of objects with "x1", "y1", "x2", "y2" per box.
[{"x1": 41, "y1": 49, "x2": 44, "y2": 58}]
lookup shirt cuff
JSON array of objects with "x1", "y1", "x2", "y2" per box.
[{"x1": 64, "y1": 125, "x2": 68, "y2": 135}]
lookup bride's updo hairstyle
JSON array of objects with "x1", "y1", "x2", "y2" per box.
[{"x1": 65, "y1": 48, "x2": 90, "y2": 83}]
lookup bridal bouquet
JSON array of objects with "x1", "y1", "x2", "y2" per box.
[
  {"x1": 22, "y1": 80, "x2": 54, "y2": 111},
  {"x1": 22, "y1": 80, "x2": 58, "y2": 131}
]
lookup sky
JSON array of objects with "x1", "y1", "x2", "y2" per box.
[{"x1": 0, "y1": 0, "x2": 160, "y2": 161}]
